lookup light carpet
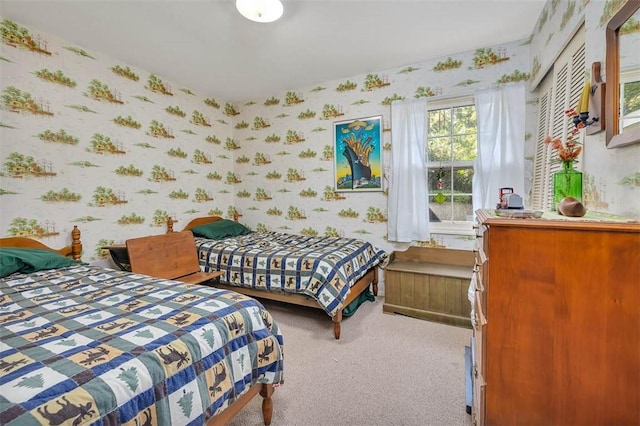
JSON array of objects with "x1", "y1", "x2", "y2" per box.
[{"x1": 226, "y1": 296, "x2": 473, "y2": 426}]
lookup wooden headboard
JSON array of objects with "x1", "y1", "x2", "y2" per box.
[
  {"x1": 167, "y1": 214, "x2": 238, "y2": 233},
  {"x1": 0, "y1": 225, "x2": 83, "y2": 260}
]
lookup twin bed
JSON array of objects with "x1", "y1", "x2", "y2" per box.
[
  {"x1": 1, "y1": 216, "x2": 386, "y2": 424},
  {"x1": 0, "y1": 228, "x2": 284, "y2": 425},
  {"x1": 167, "y1": 216, "x2": 388, "y2": 340}
]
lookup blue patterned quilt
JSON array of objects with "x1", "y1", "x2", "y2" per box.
[
  {"x1": 0, "y1": 265, "x2": 284, "y2": 426},
  {"x1": 195, "y1": 232, "x2": 388, "y2": 316}
]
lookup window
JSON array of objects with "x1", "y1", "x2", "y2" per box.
[
  {"x1": 426, "y1": 96, "x2": 477, "y2": 233},
  {"x1": 620, "y1": 69, "x2": 640, "y2": 132},
  {"x1": 531, "y1": 25, "x2": 585, "y2": 210}
]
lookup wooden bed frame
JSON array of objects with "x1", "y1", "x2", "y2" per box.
[
  {"x1": 167, "y1": 216, "x2": 380, "y2": 339},
  {"x1": 0, "y1": 225, "x2": 83, "y2": 259},
  {"x1": 0, "y1": 227, "x2": 277, "y2": 426}
]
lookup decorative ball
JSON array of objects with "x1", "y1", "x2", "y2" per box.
[{"x1": 558, "y1": 197, "x2": 587, "y2": 217}]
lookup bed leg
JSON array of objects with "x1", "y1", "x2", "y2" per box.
[
  {"x1": 372, "y1": 267, "x2": 379, "y2": 296},
  {"x1": 260, "y1": 383, "x2": 274, "y2": 426},
  {"x1": 333, "y1": 311, "x2": 342, "y2": 339}
]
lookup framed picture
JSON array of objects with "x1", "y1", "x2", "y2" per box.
[{"x1": 333, "y1": 115, "x2": 383, "y2": 192}]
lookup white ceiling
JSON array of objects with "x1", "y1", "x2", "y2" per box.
[{"x1": 0, "y1": 0, "x2": 546, "y2": 102}]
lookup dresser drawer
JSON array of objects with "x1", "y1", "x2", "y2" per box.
[
  {"x1": 472, "y1": 373, "x2": 486, "y2": 426},
  {"x1": 468, "y1": 279, "x2": 485, "y2": 327},
  {"x1": 474, "y1": 289, "x2": 487, "y2": 327},
  {"x1": 474, "y1": 221, "x2": 487, "y2": 239},
  {"x1": 474, "y1": 239, "x2": 487, "y2": 267},
  {"x1": 470, "y1": 271, "x2": 483, "y2": 293},
  {"x1": 473, "y1": 244, "x2": 487, "y2": 290},
  {"x1": 473, "y1": 290, "x2": 486, "y2": 376},
  {"x1": 472, "y1": 294, "x2": 487, "y2": 426}
]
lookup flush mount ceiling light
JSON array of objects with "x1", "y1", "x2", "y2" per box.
[{"x1": 236, "y1": 0, "x2": 284, "y2": 23}]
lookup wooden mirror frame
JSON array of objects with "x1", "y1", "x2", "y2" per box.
[{"x1": 605, "y1": 0, "x2": 640, "y2": 148}]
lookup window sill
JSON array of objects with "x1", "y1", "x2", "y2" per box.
[{"x1": 430, "y1": 222, "x2": 475, "y2": 236}]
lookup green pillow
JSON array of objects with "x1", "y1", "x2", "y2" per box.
[
  {"x1": 0, "y1": 248, "x2": 81, "y2": 278},
  {"x1": 0, "y1": 252, "x2": 23, "y2": 278},
  {"x1": 191, "y1": 219, "x2": 252, "y2": 240}
]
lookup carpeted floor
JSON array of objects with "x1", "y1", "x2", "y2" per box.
[{"x1": 226, "y1": 296, "x2": 473, "y2": 426}]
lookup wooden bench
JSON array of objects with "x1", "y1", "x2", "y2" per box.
[
  {"x1": 126, "y1": 231, "x2": 223, "y2": 285},
  {"x1": 383, "y1": 246, "x2": 474, "y2": 328}
]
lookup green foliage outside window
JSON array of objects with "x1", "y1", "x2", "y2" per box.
[{"x1": 427, "y1": 104, "x2": 477, "y2": 222}]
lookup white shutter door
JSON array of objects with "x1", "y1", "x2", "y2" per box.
[
  {"x1": 568, "y1": 44, "x2": 587, "y2": 151},
  {"x1": 531, "y1": 87, "x2": 551, "y2": 209},
  {"x1": 531, "y1": 25, "x2": 585, "y2": 211}
]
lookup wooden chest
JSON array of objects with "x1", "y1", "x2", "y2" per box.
[{"x1": 383, "y1": 246, "x2": 474, "y2": 327}]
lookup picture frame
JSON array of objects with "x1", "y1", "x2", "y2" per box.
[{"x1": 333, "y1": 115, "x2": 383, "y2": 192}]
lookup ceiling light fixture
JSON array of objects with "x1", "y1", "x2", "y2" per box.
[{"x1": 236, "y1": 0, "x2": 284, "y2": 23}]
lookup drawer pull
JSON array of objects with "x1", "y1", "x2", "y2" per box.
[{"x1": 473, "y1": 364, "x2": 478, "y2": 377}]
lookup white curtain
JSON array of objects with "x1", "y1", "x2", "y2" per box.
[
  {"x1": 473, "y1": 83, "x2": 526, "y2": 212},
  {"x1": 388, "y1": 99, "x2": 429, "y2": 242}
]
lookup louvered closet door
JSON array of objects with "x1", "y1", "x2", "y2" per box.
[
  {"x1": 531, "y1": 83, "x2": 552, "y2": 210},
  {"x1": 531, "y1": 25, "x2": 585, "y2": 211}
]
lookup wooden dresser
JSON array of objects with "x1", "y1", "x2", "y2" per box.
[{"x1": 471, "y1": 209, "x2": 640, "y2": 426}]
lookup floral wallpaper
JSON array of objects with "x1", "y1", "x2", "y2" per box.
[{"x1": 0, "y1": 16, "x2": 534, "y2": 267}]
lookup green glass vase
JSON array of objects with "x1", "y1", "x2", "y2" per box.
[{"x1": 553, "y1": 161, "x2": 582, "y2": 210}]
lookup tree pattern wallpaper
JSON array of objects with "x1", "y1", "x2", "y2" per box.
[
  {"x1": 0, "y1": 16, "x2": 533, "y2": 266},
  {"x1": 2, "y1": 0, "x2": 638, "y2": 272},
  {"x1": 529, "y1": 0, "x2": 640, "y2": 216}
]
